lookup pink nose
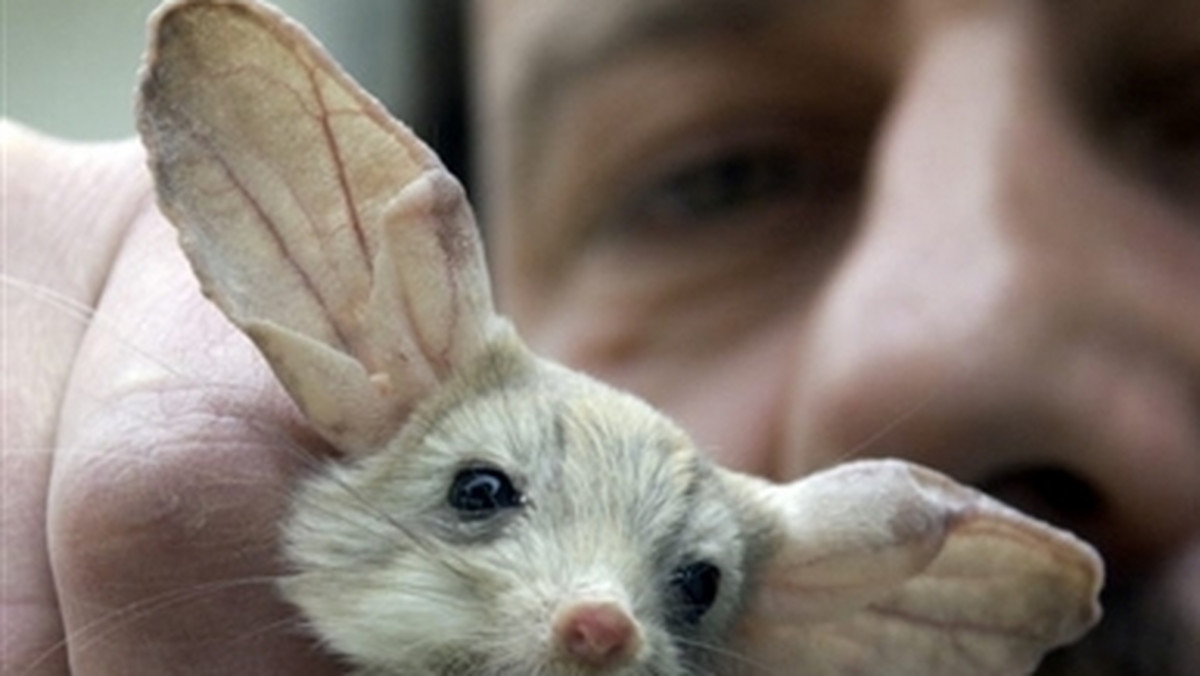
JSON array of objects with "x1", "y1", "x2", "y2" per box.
[{"x1": 554, "y1": 600, "x2": 642, "y2": 668}]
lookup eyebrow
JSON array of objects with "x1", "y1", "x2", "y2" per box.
[{"x1": 512, "y1": 0, "x2": 789, "y2": 129}]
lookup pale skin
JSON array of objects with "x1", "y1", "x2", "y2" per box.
[{"x1": 2, "y1": 1, "x2": 1198, "y2": 676}]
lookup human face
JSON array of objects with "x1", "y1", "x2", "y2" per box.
[{"x1": 471, "y1": 0, "x2": 1200, "y2": 672}]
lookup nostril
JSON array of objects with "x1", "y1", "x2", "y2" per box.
[{"x1": 980, "y1": 465, "x2": 1108, "y2": 532}]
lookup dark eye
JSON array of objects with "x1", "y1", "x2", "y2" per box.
[
  {"x1": 448, "y1": 467, "x2": 523, "y2": 518},
  {"x1": 620, "y1": 130, "x2": 863, "y2": 240},
  {"x1": 649, "y1": 149, "x2": 804, "y2": 221},
  {"x1": 670, "y1": 561, "x2": 721, "y2": 625}
]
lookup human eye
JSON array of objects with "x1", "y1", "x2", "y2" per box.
[
  {"x1": 1060, "y1": 8, "x2": 1200, "y2": 204},
  {"x1": 1121, "y1": 67, "x2": 1200, "y2": 190},
  {"x1": 609, "y1": 123, "x2": 864, "y2": 243}
]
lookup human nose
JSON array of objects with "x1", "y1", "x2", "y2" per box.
[{"x1": 782, "y1": 11, "x2": 1200, "y2": 574}]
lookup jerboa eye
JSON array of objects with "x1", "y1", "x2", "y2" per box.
[
  {"x1": 671, "y1": 561, "x2": 721, "y2": 625},
  {"x1": 448, "y1": 467, "x2": 523, "y2": 517}
]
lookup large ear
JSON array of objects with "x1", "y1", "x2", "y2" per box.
[
  {"x1": 137, "y1": 0, "x2": 504, "y2": 456},
  {"x1": 726, "y1": 460, "x2": 1103, "y2": 675}
]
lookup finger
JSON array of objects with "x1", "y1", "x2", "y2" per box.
[
  {"x1": 1, "y1": 123, "x2": 146, "y2": 675},
  {"x1": 48, "y1": 190, "x2": 341, "y2": 674}
]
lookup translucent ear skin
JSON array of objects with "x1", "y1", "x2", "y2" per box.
[
  {"x1": 726, "y1": 459, "x2": 1104, "y2": 675},
  {"x1": 137, "y1": 0, "x2": 500, "y2": 456}
]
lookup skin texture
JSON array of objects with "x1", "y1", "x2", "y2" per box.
[
  {"x1": 3, "y1": 122, "x2": 343, "y2": 675},
  {"x1": 0, "y1": 0, "x2": 1196, "y2": 675}
]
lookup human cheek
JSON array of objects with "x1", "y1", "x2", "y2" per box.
[{"x1": 524, "y1": 287, "x2": 804, "y2": 475}]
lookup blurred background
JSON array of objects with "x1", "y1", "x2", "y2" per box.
[{"x1": 3, "y1": 0, "x2": 470, "y2": 177}]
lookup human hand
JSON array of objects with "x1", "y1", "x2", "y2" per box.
[{"x1": 2, "y1": 120, "x2": 340, "y2": 675}]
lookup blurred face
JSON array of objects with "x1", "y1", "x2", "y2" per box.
[{"x1": 472, "y1": 0, "x2": 1200, "y2": 672}]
